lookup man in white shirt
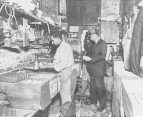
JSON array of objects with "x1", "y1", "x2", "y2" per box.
[
  {"x1": 52, "y1": 36, "x2": 74, "y2": 72},
  {"x1": 51, "y1": 34, "x2": 74, "y2": 109}
]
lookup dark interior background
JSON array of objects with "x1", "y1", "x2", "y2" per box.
[{"x1": 66, "y1": 0, "x2": 101, "y2": 26}]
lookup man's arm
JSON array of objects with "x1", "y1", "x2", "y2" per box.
[
  {"x1": 90, "y1": 42, "x2": 107, "y2": 63},
  {"x1": 53, "y1": 47, "x2": 72, "y2": 72}
]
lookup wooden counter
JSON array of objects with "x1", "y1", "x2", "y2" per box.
[{"x1": 0, "y1": 63, "x2": 80, "y2": 116}]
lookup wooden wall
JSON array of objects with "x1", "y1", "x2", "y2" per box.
[
  {"x1": 85, "y1": 0, "x2": 101, "y2": 25},
  {"x1": 101, "y1": 21, "x2": 119, "y2": 43},
  {"x1": 66, "y1": 0, "x2": 101, "y2": 26},
  {"x1": 101, "y1": 0, "x2": 120, "y2": 17}
]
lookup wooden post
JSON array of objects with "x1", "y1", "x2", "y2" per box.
[
  {"x1": 22, "y1": 18, "x2": 29, "y2": 49},
  {"x1": 22, "y1": 18, "x2": 26, "y2": 48}
]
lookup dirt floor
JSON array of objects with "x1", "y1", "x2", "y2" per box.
[
  {"x1": 75, "y1": 95, "x2": 112, "y2": 117},
  {"x1": 75, "y1": 75, "x2": 113, "y2": 117}
]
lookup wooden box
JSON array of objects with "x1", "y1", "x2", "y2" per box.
[
  {"x1": 112, "y1": 90, "x2": 121, "y2": 117},
  {"x1": 122, "y1": 84, "x2": 133, "y2": 117},
  {"x1": 122, "y1": 78, "x2": 143, "y2": 117},
  {"x1": 0, "y1": 72, "x2": 57, "y2": 111},
  {"x1": 113, "y1": 73, "x2": 122, "y2": 101}
]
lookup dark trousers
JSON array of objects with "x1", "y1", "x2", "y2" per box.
[{"x1": 90, "y1": 76, "x2": 106, "y2": 108}]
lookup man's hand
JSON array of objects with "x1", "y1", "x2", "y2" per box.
[
  {"x1": 39, "y1": 62, "x2": 54, "y2": 69},
  {"x1": 83, "y1": 56, "x2": 91, "y2": 61}
]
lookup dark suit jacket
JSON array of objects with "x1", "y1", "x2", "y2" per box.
[{"x1": 89, "y1": 38, "x2": 107, "y2": 76}]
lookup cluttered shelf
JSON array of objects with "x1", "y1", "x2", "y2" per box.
[{"x1": 0, "y1": 0, "x2": 51, "y2": 25}]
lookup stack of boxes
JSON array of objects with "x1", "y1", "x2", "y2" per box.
[{"x1": 0, "y1": 94, "x2": 16, "y2": 116}]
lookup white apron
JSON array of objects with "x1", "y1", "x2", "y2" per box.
[{"x1": 59, "y1": 67, "x2": 72, "y2": 105}]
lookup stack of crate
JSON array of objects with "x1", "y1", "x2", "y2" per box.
[
  {"x1": 122, "y1": 76, "x2": 143, "y2": 117},
  {"x1": 0, "y1": 93, "x2": 16, "y2": 116},
  {"x1": 104, "y1": 76, "x2": 113, "y2": 101},
  {"x1": 0, "y1": 68, "x2": 29, "y2": 83}
]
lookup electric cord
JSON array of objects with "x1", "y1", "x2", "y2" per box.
[
  {"x1": 4, "y1": 3, "x2": 14, "y2": 21},
  {"x1": 0, "y1": 3, "x2": 19, "y2": 30},
  {"x1": 0, "y1": 3, "x2": 20, "y2": 44}
]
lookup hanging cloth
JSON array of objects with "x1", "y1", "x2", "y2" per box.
[
  {"x1": 129, "y1": 7, "x2": 143, "y2": 76},
  {"x1": 122, "y1": 6, "x2": 139, "y2": 70}
]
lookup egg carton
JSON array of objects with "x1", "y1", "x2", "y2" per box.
[
  {"x1": 0, "y1": 68, "x2": 29, "y2": 83},
  {"x1": 0, "y1": 57, "x2": 35, "y2": 74},
  {"x1": 0, "y1": 72, "x2": 29, "y2": 83},
  {"x1": 0, "y1": 105, "x2": 16, "y2": 116},
  {"x1": 0, "y1": 94, "x2": 6, "y2": 101}
]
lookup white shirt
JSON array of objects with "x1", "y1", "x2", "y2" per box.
[
  {"x1": 53, "y1": 41, "x2": 74, "y2": 72},
  {"x1": 95, "y1": 37, "x2": 100, "y2": 43}
]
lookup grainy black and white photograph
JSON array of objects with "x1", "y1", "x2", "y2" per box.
[{"x1": 0, "y1": 0, "x2": 142, "y2": 117}]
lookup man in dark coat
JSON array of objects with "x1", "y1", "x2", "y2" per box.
[
  {"x1": 83, "y1": 29, "x2": 95, "y2": 77},
  {"x1": 83, "y1": 31, "x2": 107, "y2": 112},
  {"x1": 84, "y1": 31, "x2": 94, "y2": 56}
]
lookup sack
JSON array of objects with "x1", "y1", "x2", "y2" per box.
[
  {"x1": 122, "y1": 28, "x2": 132, "y2": 70},
  {"x1": 122, "y1": 39, "x2": 131, "y2": 70}
]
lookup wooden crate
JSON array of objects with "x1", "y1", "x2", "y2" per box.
[
  {"x1": 0, "y1": 72, "x2": 57, "y2": 111},
  {"x1": 112, "y1": 91, "x2": 121, "y2": 117},
  {"x1": 113, "y1": 61, "x2": 140, "y2": 101},
  {"x1": 104, "y1": 76, "x2": 113, "y2": 94},
  {"x1": 122, "y1": 79, "x2": 143, "y2": 117},
  {"x1": 122, "y1": 84, "x2": 133, "y2": 117},
  {"x1": 114, "y1": 61, "x2": 143, "y2": 117},
  {"x1": 113, "y1": 73, "x2": 122, "y2": 101}
]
